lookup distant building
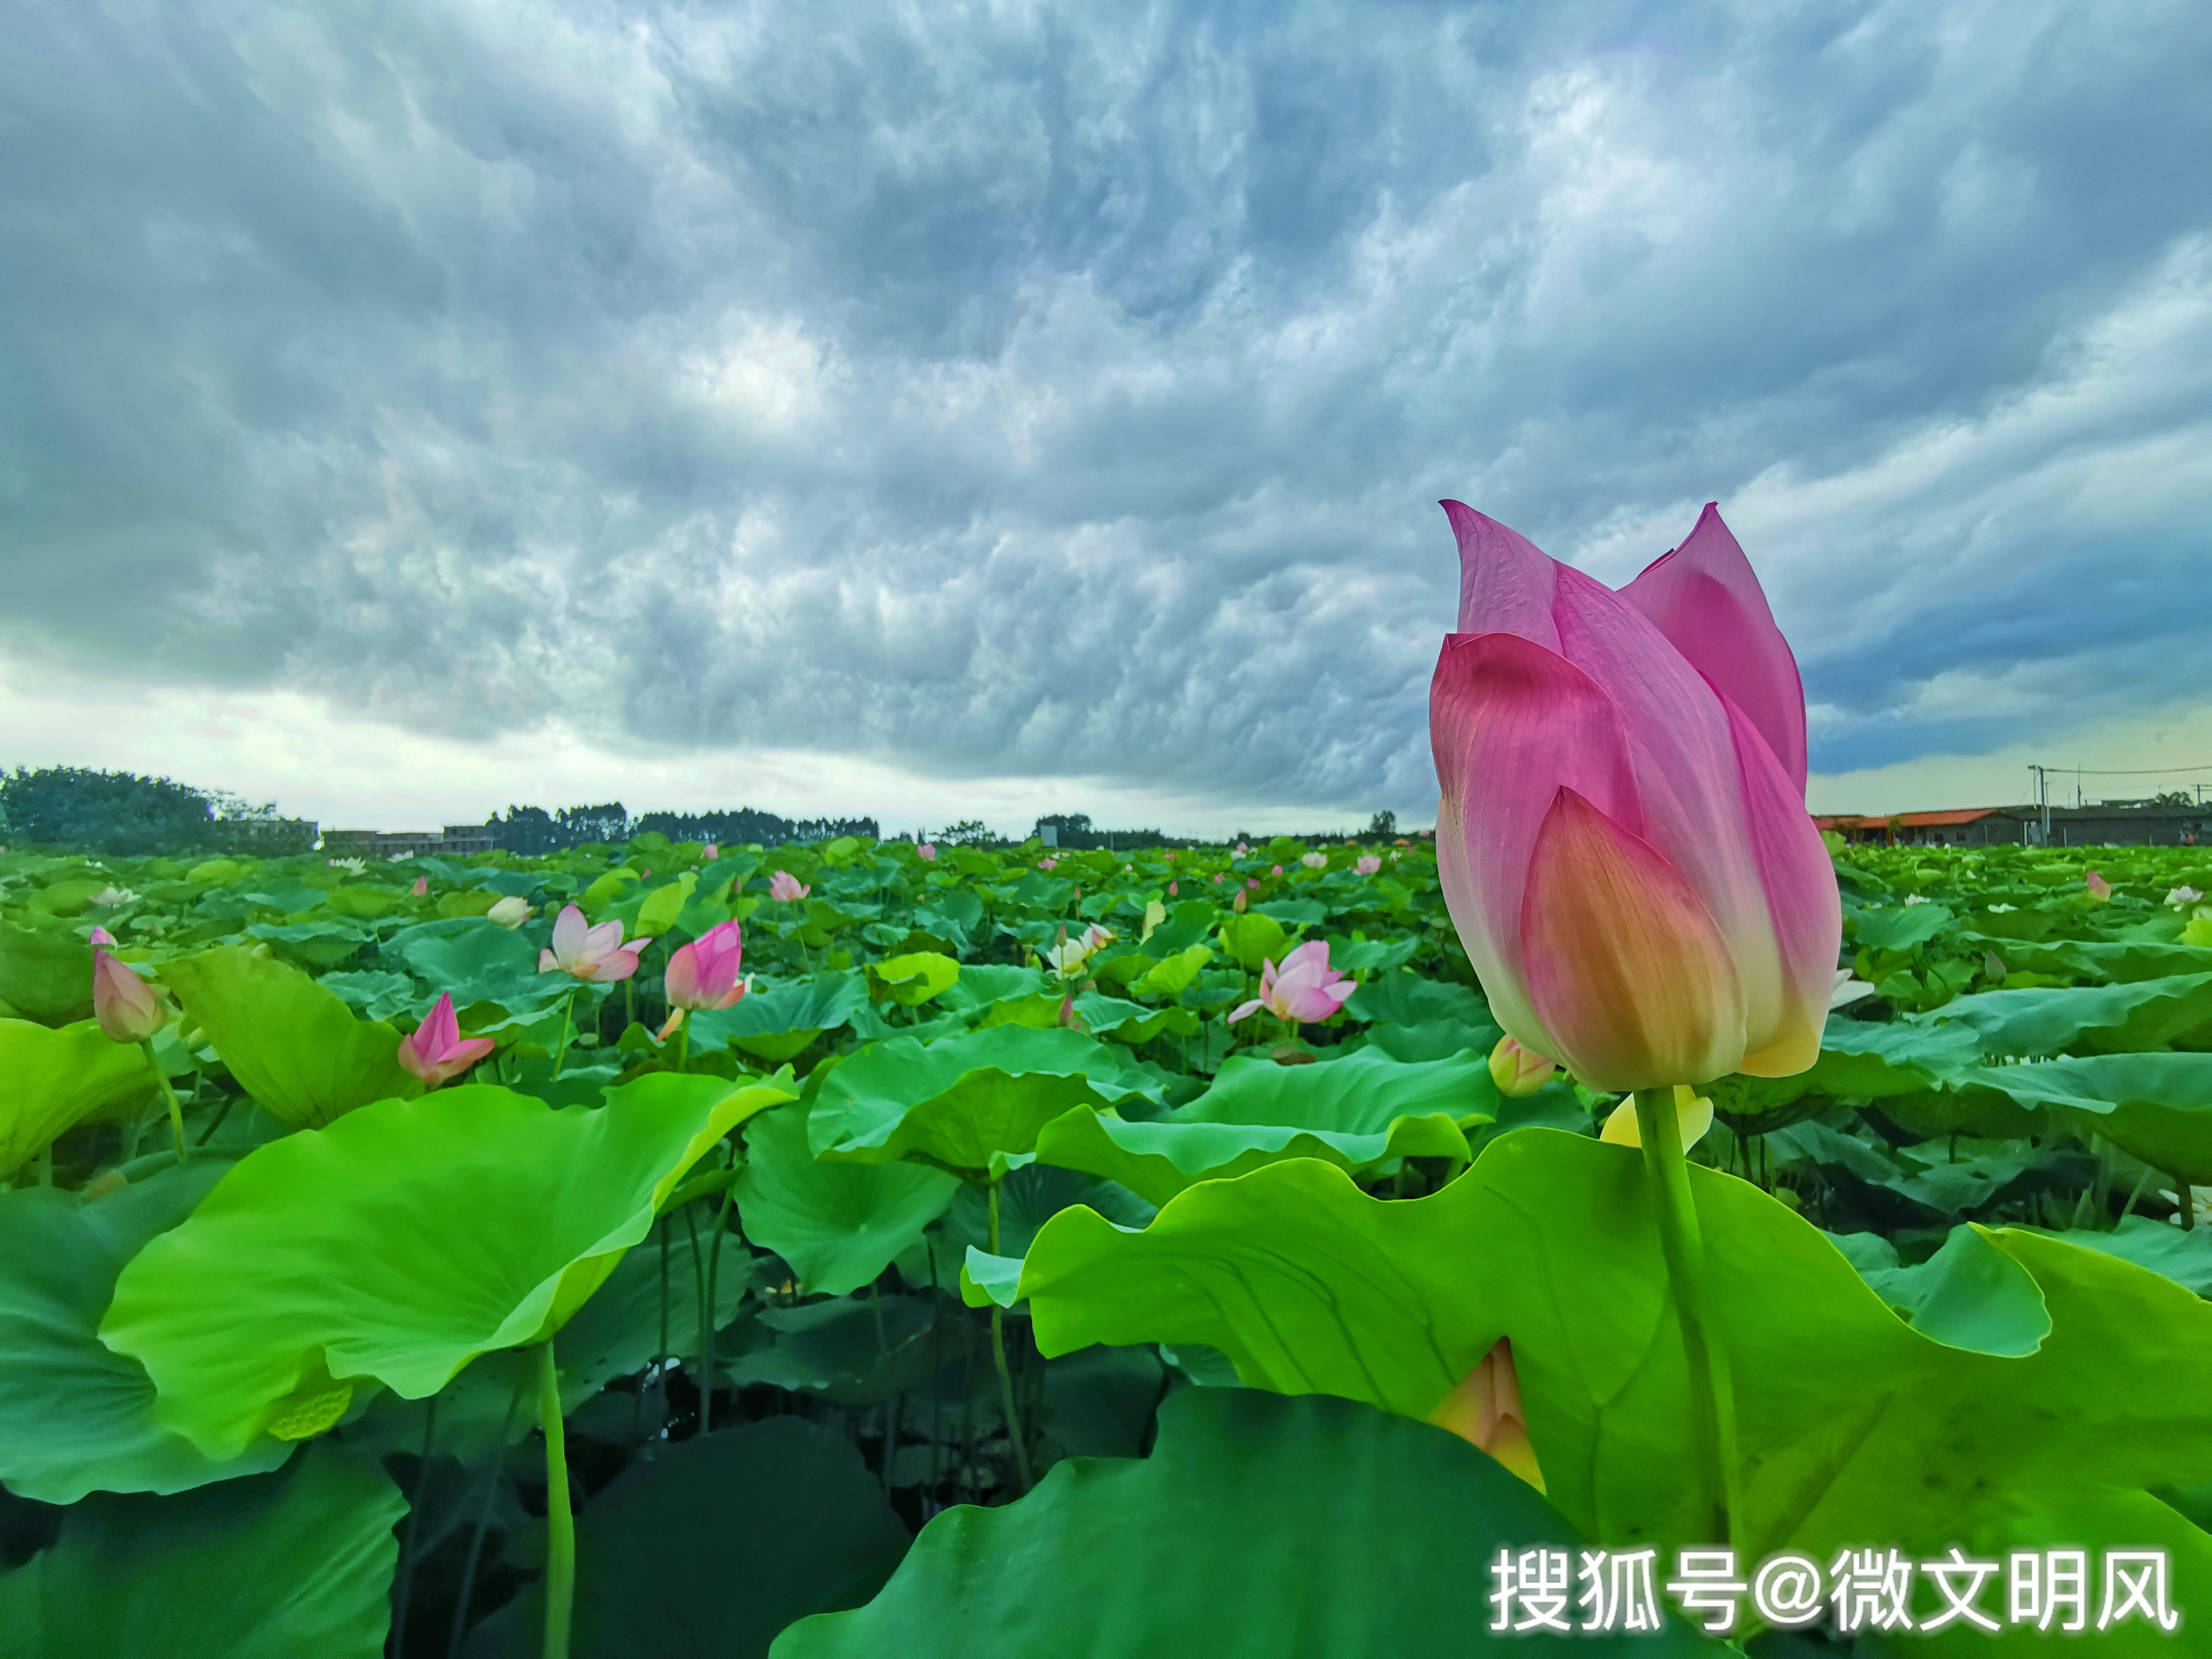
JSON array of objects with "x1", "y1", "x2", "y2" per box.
[
  {"x1": 1817, "y1": 804, "x2": 2211, "y2": 849},
  {"x1": 321, "y1": 824, "x2": 499, "y2": 859}
]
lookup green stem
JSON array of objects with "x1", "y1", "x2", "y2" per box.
[
  {"x1": 2176, "y1": 1175, "x2": 2195, "y2": 1230},
  {"x1": 551, "y1": 988, "x2": 578, "y2": 1079},
  {"x1": 140, "y1": 1039, "x2": 188, "y2": 1162},
  {"x1": 1632, "y1": 1088, "x2": 1742, "y2": 1553},
  {"x1": 699, "y1": 1164, "x2": 736, "y2": 1433},
  {"x1": 535, "y1": 1340, "x2": 574, "y2": 1659},
  {"x1": 674, "y1": 1018, "x2": 690, "y2": 1075},
  {"x1": 987, "y1": 1181, "x2": 1034, "y2": 1495}
]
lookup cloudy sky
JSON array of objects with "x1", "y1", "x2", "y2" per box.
[{"x1": 3, "y1": 0, "x2": 2209, "y2": 836}]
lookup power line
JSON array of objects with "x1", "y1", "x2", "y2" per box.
[{"x1": 2026, "y1": 762, "x2": 2212, "y2": 775}]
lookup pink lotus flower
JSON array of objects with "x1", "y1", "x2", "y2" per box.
[
  {"x1": 1229, "y1": 939, "x2": 1355, "y2": 1026},
  {"x1": 2085, "y1": 870, "x2": 2112, "y2": 903},
  {"x1": 767, "y1": 871, "x2": 810, "y2": 903},
  {"x1": 1487, "y1": 1034, "x2": 1557, "y2": 1097},
  {"x1": 1427, "y1": 1338, "x2": 1543, "y2": 1489},
  {"x1": 1039, "y1": 857, "x2": 1058, "y2": 871},
  {"x1": 1271, "y1": 864, "x2": 1284, "y2": 876},
  {"x1": 664, "y1": 920, "x2": 747, "y2": 1011},
  {"x1": 917, "y1": 842, "x2": 938, "y2": 861},
  {"x1": 92, "y1": 947, "x2": 163, "y2": 1044},
  {"x1": 411, "y1": 876, "x2": 428, "y2": 897},
  {"x1": 1232, "y1": 887, "x2": 1248, "y2": 913},
  {"x1": 537, "y1": 904, "x2": 654, "y2": 982},
  {"x1": 1236, "y1": 842, "x2": 1249, "y2": 854},
  {"x1": 1429, "y1": 502, "x2": 1841, "y2": 1091},
  {"x1": 398, "y1": 992, "x2": 495, "y2": 1087},
  {"x1": 1355, "y1": 855, "x2": 1382, "y2": 877},
  {"x1": 1247, "y1": 877, "x2": 1261, "y2": 890},
  {"x1": 703, "y1": 842, "x2": 720, "y2": 861}
]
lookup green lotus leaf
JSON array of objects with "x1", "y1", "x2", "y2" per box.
[
  {"x1": 0, "y1": 1440, "x2": 404, "y2": 1659},
  {"x1": 241, "y1": 919, "x2": 371, "y2": 969},
  {"x1": 1712, "y1": 1017, "x2": 1985, "y2": 1118},
  {"x1": 809, "y1": 1027, "x2": 1165, "y2": 1179},
  {"x1": 1942, "y1": 1052, "x2": 2212, "y2": 1180},
  {"x1": 1067, "y1": 991, "x2": 1198, "y2": 1044},
  {"x1": 1848, "y1": 1223, "x2": 2052, "y2": 1356},
  {"x1": 463, "y1": 1419, "x2": 910, "y2": 1659},
  {"x1": 1852, "y1": 902, "x2": 1956, "y2": 950},
  {"x1": 995, "y1": 1131, "x2": 2212, "y2": 1564},
  {"x1": 0, "y1": 1018, "x2": 154, "y2": 1179},
  {"x1": 0, "y1": 920, "x2": 93, "y2": 1027},
  {"x1": 1916, "y1": 971, "x2": 2212, "y2": 1057},
  {"x1": 2022, "y1": 1214, "x2": 2212, "y2": 1297},
  {"x1": 1029, "y1": 1047, "x2": 1491, "y2": 1205},
  {"x1": 735, "y1": 1102, "x2": 960, "y2": 1295},
  {"x1": 0, "y1": 1161, "x2": 293, "y2": 1503},
  {"x1": 158, "y1": 945, "x2": 418, "y2": 1128},
  {"x1": 869, "y1": 951, "x2": 960, "y2": 1007},
  {"x1": 385, "y1": 916, "x2": 541, "y2": 987},
  {"x1": 683, "y1": 973, "x2": 869, "y2": 1063},
  {"x1": 99, "y1": 1074, "x2": 795, "y2": 1461},
  {"x1": 1970, "y1": 934, "x2": 2212, "y2": 985},
  {"x1": 636, "y1": 871, "x2": 699, "y2": 937},
  {"x1": 1217, "y1": 911, "x2": 1287, "y2": 972},
  {"x1": 1126, "y1": 943, "x2": 1211, "y2": 999},
  {"x1": 323, "y1": 883, "x2": 398, "y2": 920},
  {"x1": 772, "y1": 1388, "x2": 1724, "y2": 1659}
]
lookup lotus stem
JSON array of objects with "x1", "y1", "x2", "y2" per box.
[
  {"x1": 698, "y1": 1167, "x2": 737, "y2": 1433},
  {"x1": 2177, "y1": 1175, "x2": 2195, "y2": 1231},
  {"x1": 674, "y1": 1018, "x2": 690, "y2": 1075},
  {"x1": 535, "y1": 1340, "x2": 575, "y2": 1659},
  {"x1": 140, "y1": 1039, "x2": 188, "y2": 1162},
  {"x1": 550, "y1": 989, "x2": 577, "y2": 1079},
  {"x1": 1632, "y1": 1087, "x2": 1742, "y2": 1554},
  {"x1": 987, "y1": 1180, "x2": 1034, "y2": 1495}
]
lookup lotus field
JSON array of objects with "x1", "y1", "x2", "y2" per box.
[{"x1": 3, "y1": 507, "x2": 2211, "y2": 1657}]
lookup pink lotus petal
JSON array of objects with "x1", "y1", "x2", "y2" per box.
[
  {"x1": 1620, "y1": 503, "x2": 1808, "y2": 791},
  {"x1": 1227, "y1": 998, "x2": 1264, "y2": 1024},
  {"x1": 550, "y1": 904, "x2": 588, "y2": 962},
  {"x1": 92, "y1": 949, "x2": 163, "y2": 1044}
]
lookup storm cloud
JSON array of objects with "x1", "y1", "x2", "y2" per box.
[{"x1": 4, "y1": 0, "x2": 2209, "y2": 819}]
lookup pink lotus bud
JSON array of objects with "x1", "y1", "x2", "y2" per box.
[
  {"x1": 398, "y1": 992, "x2": 496, "y2": 1088},
  {"x1": 92, "y1": 948, "x2": 164, "y2": 1044},
  {"x1": 767, "y1": 871, "x2": 810, "y2": 903},
  {"x1": 1039, "y1": 857, "x2": 1058, "y2": 871},
  {"x1": 536, "y1": 904, "x2": 654, "y2": 982},
  {"x1": 1355, "y1": 855, "x2": 1382, "y2": 877},
  {"x1": 1487, "y1": 1034, "x2": 1557, "y2": 1097},
  {"x1": 917, "y1": 842, "x2": 938, "y2": 861},
  {"x1": 486, "y1": 896, "x2": 533, "y2": 928},
  {"x1": 1212, "y1": 873, "x2": 1224, "y2": 884},
  {"x1": 1057, "y1": 994, "x2": 1087, "y2": 1032},
  {"x1": 1164, "y1": 852, "x2": 1176, "y2": 862},
  {"x1": 1236, "y1": 842, "x2": 1249, "y2": 854},
  {"x1": 1232, "y1": 887, "x2": 1248, "y2": 913},
  {"x1": 411, "y1": 877, "x2": 428, "y2": 897},
  {"x1": 664, "y1": 920, "x2": 747, "y2": 1011},
  {"x1": 1167, "y1": 880, "x2": 1178, "y2": 896},
  {"x1": 1247, "y1": 877, "x2": 1261, "y2": 890},
  {"x1": 1427, "y1": 1338, "x2": 1543, "y2": 1489},
  {"x1": 1429, "y1": 502, "x2": 1841, "y2": 1091},
  {"x1": 703, "y1": 843, "x2": 720, "y2": 861},
  {"x1": 2085, "y1": 871, "x2": 2112, "y2": 903},
  {"x1": 89, "y1": 925, "x2": 118, "y2": 947},
  {"x1": 1271, "y1": 864, "x2": 1284, "y2": 876},
  {"x1": 1228, "y1": 940, "x2": 1355, "y2": 1027}
]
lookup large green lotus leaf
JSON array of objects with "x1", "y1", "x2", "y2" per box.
[
  {"x1": 1848, "y1": 1224, "x2": 2052, "y2": 1357},
  {"x1": 1971, "y1": 935, "x2": 2212, "y2": 985},
  {"x1": 1852, "y1": 901, "x2": 1956, "y2": 950},
  {"x1": 735, "y1": 1102, "x2": 960, "y2": 1294},
  {"x1": 0, "y1": 1018, "x2": 154, "y2": 1178},
  {"x1": 99, "y1": 1074, "x2": 795, "y2": 1461},
  {"x1": 241, "y1": 919, "x2": 371, "y2": 969},
  {"x1": 383, "y1": 916, "x2": 540, "y2": 986},
  {"x1": 1942, "y1": 1052, "x2": 2212, "y2": 1180},
  {"x1": 0, "y1": 921, "x2": 93, "y2": 1026},
  {"x1": 690, "y1": 973, "x2": 870, "y2": 1063},
  {"x1": 1341, "y1": 970, "x2": 1491, "y2": 1028},
  {"x1": 465, "y1": 1418, "x2": 910, "y2": 1659},
  {"x1": 1067, "y1": 991, "x2": 1198, "y2": 1044},
  {"x1": 772, "y1": 1388, "x2": 1724, "y2": 1659},
  {"x1": 159, "y1": 945, "x2": 418, "y2": 1128},
  {"x1": 0, "y1": 1161, "x2": 293, "y2": 1503},
  {"x1": 1029, "y1": 1047, "x2": 1490, "y2": 1205},
  {"x1": 1216, "y1": 911, "x2": 1287, "y2": 972},
  {"x1": 1711, "y1": 1017, "x2": 1985, "y2": 1118},
  {"x1": 869, "y1": 951, "x2": 959, "y2": 1007},
  {"x1": 809, "y1": 1027, "x2": 1164, "y2": 1179},
  {"x1": 0, "y1": 1440, "x2": 403, "y2": 1659},
  {"x1": 2022, "y1": 1214, "x2": 2212, "y2": 1297},
  {"x1": 1915, "y1": 971, "x2": 2212, "y2": 1056},
  {"x1": 995, "y1": 1131, "x2": 2212, "y2": 1565}
]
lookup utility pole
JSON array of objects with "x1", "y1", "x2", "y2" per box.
[{"x1": 2030, "y1": 764, "x2": 2050, "y2": 846}]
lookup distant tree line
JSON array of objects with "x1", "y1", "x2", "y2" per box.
[
  {"x1": 484, "y1": 803, "x2": 881, "y2": 852},
  {"x1": 0, "y1": 767, "x2": 317, "y2": 856}
]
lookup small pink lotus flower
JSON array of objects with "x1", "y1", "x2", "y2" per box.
[
  {"x1": 1271, "y1": 864, "x2": 1284, "y2": 876},
  {"x1": 665, "y1": 920, "x2": 747, "y2": 1011},
  {"x1": 92, "y1": 947, "x2": 164, "y2": 1044},
  {"x1": 1039, "y1": 857, "x2": 1058, "y2": 871},
  {"x1": 398, "y1": 992, "x2": 495, "y2": 1087},
  {"x1": 1164, "y1": 851, "x2": 1176, "y2": 862},
  {"x1": 917, "y1": 842, "x2": 938, "y2": 861},
  {"x1": 703, "y1": 843, "x2": 720, "y2": 861},
  {"x1": 411, "y1": 876, "x2": 428, "y2": 897},
  {"x1": 537, "y1": 904, "x2": 654, "y2": 982},
  {"x1": 1247, "y1": 877, "x2": 1261, "y2": 890},
  {"x1": 1229, "y1": 939, "x2": 1355, "y2": 1026},
  {"x1": 1236, "y1": 842, "x2": 1249, "y2": 854},
  {"x1": 1232, "y1": 887, "x2": 1248, "y2": 913},
  {"x1": 1487, "y1": 1034, "x2": 1557, "y2": 1096},
  {"x1": 1212, "y1": 873, "x2": 1224, "y2": 884},
  {"x1": 1355, "y1": 855, "x2": 1382, "y2": 876},
  {"x1": 767, "y1": 871, "x2": 810, "y2": 903},
  {"x1": 2085, "y1": 871, "x2": 2113, "y2": 902},
  {"x1": 1300, "y1": 852, "x2": 1327, "y2": 870}
]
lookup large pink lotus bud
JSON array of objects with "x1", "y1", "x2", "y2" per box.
[
  {"x1": 398, "y1": 992, "x2": 495, "y2": 1087},
  {"x1": 411, "y1": 877, "x2": 428, "y2": 897},
  {"x1": 1429, "y1": 502, "x2": 1841, "y2": 1092},
  {"x1": 767, "y1": 870, "x2": 810, "y2": 903},
  {"x1": 536, "y1": 904, "x2": 654, "y2": 982},
  {"x1": 664, "y1": 920, "x2": 747, "y2": 1011},
  {"x1": 92, "y1": 948, "x2": 164, "y2": 1044},
  {"x1": 1229, "y1": 940, "x2": 1354, "y2": 1027}
]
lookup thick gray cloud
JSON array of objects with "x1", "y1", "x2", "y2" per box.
[{"x1": 3, "y1": 0, "x2": 2209, "y2": 814}]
